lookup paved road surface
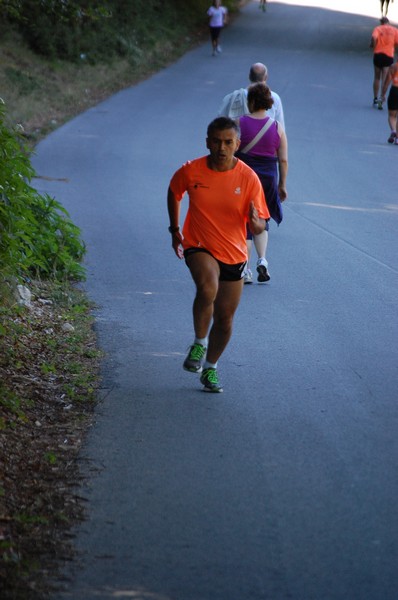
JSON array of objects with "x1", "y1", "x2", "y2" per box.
[{"x1": 33, "y1": 1, "x2": 398, "y2": 598}]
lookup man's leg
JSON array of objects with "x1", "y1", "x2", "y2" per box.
[
  {"x1": 210, "y1": 29, "x2": 218, "y2": 55},
  {"x1": 253, "y1": 229, "x2": 268, "y2": 260},
  {"x1": 244, "y1": 239, "x2": 253, "y2": 283},
  {"x1": 186, "y1": 252, "x2": 220, "y2": 340},
  {"x1": 387, "y1": 109, "x2": 398, "y2": 143},
  {"x1": 373, "y1": 65, "x2": 382, "y2": 100},
  {"x1": 387, "y1": 109, "x2": 397, "y2": 131},
  {"x1": 380, "y1": 66, "x2": 391, "y2": 104},
  {"x1": 246, "y1": 239, "x2": 253, "y2": 263},
  {"x1": 206, "y1": 278, "x2": 244, "y2": 365},
  {"x1": 253, "y1": 229, "x2": 271, "y2": 282}
]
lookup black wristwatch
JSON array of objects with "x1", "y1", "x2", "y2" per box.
[{"x1": 168, "y1": 225, "x2": 180, "y2": 233}]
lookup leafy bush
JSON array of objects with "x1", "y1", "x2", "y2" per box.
[{"x1": 0, "y1": 99, "x2": 85, "y2": 282}]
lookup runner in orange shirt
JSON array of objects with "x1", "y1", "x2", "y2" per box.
[
  {"x1": 381, "y1": 60, "x2": 398, "y2": 144},
  {"x1": 167, "y1": 117, "x2": 269, "y2": 392},
  {"x1": 370, "y1": 17, "x2": 398, "y2": 109}
]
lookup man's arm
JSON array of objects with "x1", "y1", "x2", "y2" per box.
[
  {"x1": 370, "y1": 28, "x2": 377, "y2": 49},
  {"x1": 167, "y1": 186, "x2": 180, "y2": 230},
  {"x1": 275, "y1": 98, "x2": 285, "y2": 130},
  {"x1": 248, "y1": 201, "x2": 266, "y2": 235},
  {"x1": 270, "y1": 92, "x2": 285, "y2": 130},
  {"x1": 223, "y1": 9, "x2": 228, "y2": 26},
  {"x1": 167, "y1": 186, "x2": 184, "y2": 259}
]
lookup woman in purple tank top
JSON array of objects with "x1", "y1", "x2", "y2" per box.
[{"x1": 236, "y1": 82, "x2": 288, "y2": 284}]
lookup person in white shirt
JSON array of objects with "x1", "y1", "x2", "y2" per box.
[
  {"x1": 218, "y1": 62, "x2": 285, "y2": 128},
  {"x1": 207, "y1": 0, "x2": 228, "y2": 56}
]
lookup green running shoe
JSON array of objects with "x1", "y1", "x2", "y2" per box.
[
  {"x1": 183, "y1": 343, "x2": 206, "y2": 373},
  {"x1": 200, "y1": 368, "x2": 223, "y2": 393}
]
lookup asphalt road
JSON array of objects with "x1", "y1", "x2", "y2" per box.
[{"x1": 33, "y1": 1, "x2": 398, "y2": 599}]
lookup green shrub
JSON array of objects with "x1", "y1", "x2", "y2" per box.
[{"x1": 0, "y1": 99, "x2": 86, "y2": 282}]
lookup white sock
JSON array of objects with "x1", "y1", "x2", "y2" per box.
[
  {"x1": 204, "y1": 360, "x2": 217, "y2": 370},
  {"x1": 195, "y1": 337, "x2": 207, "y2": 347}
]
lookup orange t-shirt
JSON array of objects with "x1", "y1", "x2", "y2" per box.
[
  {"x1": 372, "y1": 24, "x2": 398, "y2": 58},
  {"x1": 169, "y1": 156, "x2": 270, "y2": 264}
]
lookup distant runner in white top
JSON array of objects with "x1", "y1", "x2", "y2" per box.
[{"x1": 207, "y1": 0, "x2": 228, "y2": 57}]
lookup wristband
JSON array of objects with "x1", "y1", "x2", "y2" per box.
[{"x1": 168, "y1": 225, "x2": 180, "y2": 233}]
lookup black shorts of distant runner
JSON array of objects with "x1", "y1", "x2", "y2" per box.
[
  {"x1": 387, "y1": 86, "x2": 398, "y2": 111},
  {"x1": 373, "y1": 53, "x2": 394, "y2": 69},
  {"x1": 209, "y1": 26, "x2": 222, "y2": 42}
]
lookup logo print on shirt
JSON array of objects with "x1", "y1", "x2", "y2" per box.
[{"x1": 234, "y1": 187, "x2": 241, "y2": 194}]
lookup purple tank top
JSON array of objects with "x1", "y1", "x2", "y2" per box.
[{"x1": 239, "y1": 116, "x2": 280, "y2": 157}]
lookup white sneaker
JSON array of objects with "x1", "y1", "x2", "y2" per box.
[
  {"x1": 256, "y1": 258, "x2": 270, "y2": 282},
  {"x1": 216, "y1": 45, "x2": 222, "y2": 53},
  {"x1": 243, "y1": 269, "x2": 253, "y2": 284}
]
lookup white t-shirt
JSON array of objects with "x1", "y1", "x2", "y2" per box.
[
  {"x1": 207, "y1": 6, "x2": 227, "y2": 28},
  {"x1": 218, "y1": 88, "x2": 286, "y2": 130}
]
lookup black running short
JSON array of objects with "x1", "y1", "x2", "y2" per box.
[
  {"x1": 209, "y1": 26, "x2": 222, "y2": 41},
  {"x1": 373, "y1": 53, "x2": 394, "y2": 69},
  {"x1": 387, "y1": 86, "x2": 398, "y2": 111},
  {"x1": 184, "y1": 247, "x2": 246, "y2": 282}
]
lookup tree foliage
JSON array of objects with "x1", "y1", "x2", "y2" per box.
[{"x1": 0, "y1": 0, "x2": 237, "y2": 62}]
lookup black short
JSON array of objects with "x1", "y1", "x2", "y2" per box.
[
  {"x1": 387, "y1": 86, "x2": 398, "y2": 111},
  {"x1": 209, "y1": 26, "x2": 222, "y2": 41},
  {"x1": 373, "y1": 53, "x2": 394, "y2": 69},
  {"x1": 184, "y1": 247, "x2": 246, "y2": 282}
]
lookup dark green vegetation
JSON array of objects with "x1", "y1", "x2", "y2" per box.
[
  {"x1": 0, "y1": 0, "x2": 239, "y2": 139},
  {"x1": 0, "y1": 1, "x2": 242, "y2": 597},
  {"x1": 2, "y1": 0, "x2": 228, "y2": 63},
  {"x1": 0, "y1": 102, "x2": 85, "y2": 284}
]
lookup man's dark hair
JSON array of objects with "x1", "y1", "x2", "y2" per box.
[{"x1": 207, "y1": 117, "x2": 240, "y2": 137}]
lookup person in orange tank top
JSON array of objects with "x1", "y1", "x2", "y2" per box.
[
  {"x1": 167, "y1": 117, "x2": 269, "y2": 392},
  {"x1": 381, "y1": 60, "x2": 398, "y2": 144}
]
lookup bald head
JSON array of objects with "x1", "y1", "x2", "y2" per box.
[{"x1": 249, "y1": 62, "x2": 268, "y2": 83}]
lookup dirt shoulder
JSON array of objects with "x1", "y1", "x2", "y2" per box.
[{"x1": 0, "y1": 281, "x2": 102, "y2": 598}]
